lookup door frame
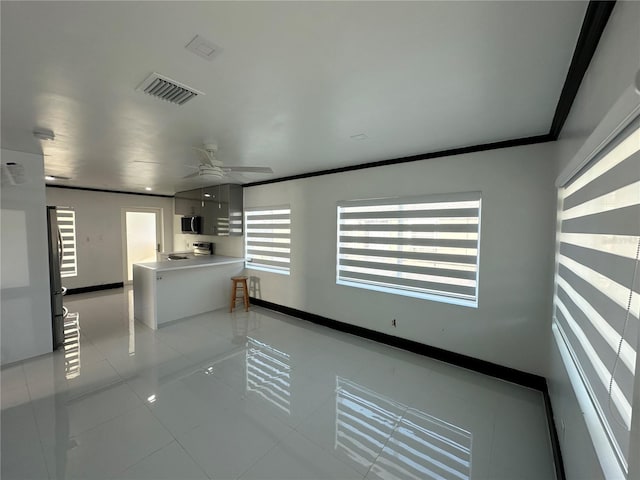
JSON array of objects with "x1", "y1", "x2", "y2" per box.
[{"x1": 121, "y1": 207, "x2": 164, "y2": 285}]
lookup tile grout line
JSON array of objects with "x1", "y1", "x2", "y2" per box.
[
  {"x1": 128, "y1": 373, "x2": 214, "y2": 479},
  {"x1": 362, "y1": 404, "x2": 408, "y2": 479},
  {"x1": 22, "y1": 362, "x2": 57, "y2": 480},
  {"x1": 110, "y1": 438, "x2": 186, "y2": 480}
]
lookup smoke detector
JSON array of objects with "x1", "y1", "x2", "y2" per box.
[{"x1": 185, "y1": 35, "x2": 219, "y2": 61}]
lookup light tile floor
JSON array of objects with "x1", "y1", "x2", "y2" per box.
[{"x1": 1, "y1": 288, "x2": 556, "y2": 479}]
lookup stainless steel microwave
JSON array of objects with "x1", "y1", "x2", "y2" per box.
[{"x1": 181, "y1": 216, "x2": 202, "y2": 234}]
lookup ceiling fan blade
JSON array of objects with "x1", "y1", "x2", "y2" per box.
[
  {"x1": 222, "y1": 166, "x2": 273, "y2": 174},
  {"x1": 182, "y1": 172, "x2": 201, "y2": 179}
]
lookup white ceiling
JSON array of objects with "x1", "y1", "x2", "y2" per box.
[{"x1": 1, "y1": 1, "x2": 587, "y2": 195}]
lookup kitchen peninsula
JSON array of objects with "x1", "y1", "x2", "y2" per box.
[{"x1": 133, "y1": 255, "x2": 244, "y2": 329}]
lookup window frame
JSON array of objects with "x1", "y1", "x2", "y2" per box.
[{"x1": 336, "y1": 191, "x2": 482, "y2": 308}]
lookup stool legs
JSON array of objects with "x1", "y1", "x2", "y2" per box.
[
  {"x1": 242, "y1": 279, "x2": 249, "y2": 312},
  {"x1": 230, "y1": 277, "x2": 250, "y2": 313},
  {"x1": 229, "y1": 280, "x2": 237, "y2": 313}
]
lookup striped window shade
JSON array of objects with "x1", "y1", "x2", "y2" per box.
[
  {"x1": 337, "y1": 192, "x2": 481, "y2": 307},
  {"x1": 244, "y1": 206, "x2": 291, "y2": 275},
  {"x1": 553, "y1": 120, "x2": 639, "y2": 471},
  {"x1": 56, "y1": 208, "x2": 78, "y2": 278}
]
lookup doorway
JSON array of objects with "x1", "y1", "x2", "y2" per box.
[{"x1": 122, "y1": 208, "x2": 163, "y2": 284}]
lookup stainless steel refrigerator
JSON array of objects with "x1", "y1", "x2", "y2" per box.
[{"x1": 46, "y1": 206, "x2": 67, "y2": 349}]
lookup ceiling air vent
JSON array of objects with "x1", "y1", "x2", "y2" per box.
[{"x1": 136, "y1": 72, "x2": 204, "y2": 105}]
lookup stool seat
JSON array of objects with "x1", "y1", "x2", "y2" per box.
[{"x1": 230, "y1": 276, "x2": 250, "y2": 312}]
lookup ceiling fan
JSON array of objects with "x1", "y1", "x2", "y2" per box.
[{"x1": 183, "y1": 143, "x2": 273, "y2": 180}]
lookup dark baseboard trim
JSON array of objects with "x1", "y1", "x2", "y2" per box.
[
  {"x1": 244, "y1": 134, "x2": 552, "y2": 187},
  {"x1": 249, "y1": 297, "x2": 545, "y2": 389},
  {"x1": 249, "y1": 296, "x2": 565, "y2": 480},
  {"x1": 66, "y1": 282, "x2": 124, "y2": 295},
  {"x1": 47, "y1": 185, "x2": 173, "y2": 198},
  {"x1": 543, "y1": 384, "x2": 567, "y2": 480},
  {"x1": 548, "y1": 1, "x2": 616, "y2": 139}
]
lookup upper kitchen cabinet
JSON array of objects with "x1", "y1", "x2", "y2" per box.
[
  {"x1": 227, "y1": 184, "x2": 243, "y2": 236},
  {"x1": 174, "y1": 188, "x2": 202, "y2": 216},
  {"x1": 201, "y1": 185, "x2": 219, "y2": 235},
  {"x1": 189, "y1": 184, "x2": 243, "y2": 236}
]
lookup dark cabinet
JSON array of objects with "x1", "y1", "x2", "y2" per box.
[
  {"x1": 174, "y1": 188, "x2": 203, "y2": 216},
  {"x1": 175, "y1": 184, "x2": 243, "y2": 236},
  {"x1": 201, "y1": 185, "x2": 219, "y2": 235}
]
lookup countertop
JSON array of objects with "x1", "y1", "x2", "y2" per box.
[{"x1": 134, "y1": 255, "x2": 244, "y2": 272}]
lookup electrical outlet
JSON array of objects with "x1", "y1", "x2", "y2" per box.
[{"x1": 392, "y1": 319, "x2": 397, "y2": 327}]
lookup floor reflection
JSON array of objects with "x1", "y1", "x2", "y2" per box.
[
  {"x1": 127, "y1": 289, "x2": 135, "y2": 355},
  {"x1": 63, "y1": 312, "x2": 81, "y2": 380},
  {"x1": 336, "y1": 377, "x2": 472, "y2": 480},
  {"x1": 245, "y1": 337, "x2": 291, "y2": 414},
  {"x1": 231, "y1": 312, "x2": 260, "y2": 344}
]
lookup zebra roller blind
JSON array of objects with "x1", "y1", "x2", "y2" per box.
[
  {"x1": 553, "y1": 120, "x2": 640, "y2": 471},
  {"x1": 244, "y1": 206, "x2": 291, "y2": 274},
  {"x1": 57, "y1": 208, "x2": 77, "y2": 278},
  {"x1": 337, "y1": 192, "x2": 481, "y2": 307}
]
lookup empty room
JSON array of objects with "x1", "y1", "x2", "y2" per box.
[{"x1": 1, "y1": 1, "x2": 638, "y2": 479}]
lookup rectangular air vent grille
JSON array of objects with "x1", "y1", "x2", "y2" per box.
[{"x1": 136, "y1": 72, "x2": 204, "y2": 105}]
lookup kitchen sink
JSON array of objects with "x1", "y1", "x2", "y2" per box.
[{"x1": 167, "y1": 255, "x2": 189, "y2": 260}]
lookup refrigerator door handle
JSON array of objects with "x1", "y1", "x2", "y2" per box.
[{"x1": 57, "y1": 228, "x2": 64, "y2": 269}]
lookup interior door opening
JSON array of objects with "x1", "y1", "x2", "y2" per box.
[{"x1": 123, "y1": 209, "x2": 162, "y2": 283}]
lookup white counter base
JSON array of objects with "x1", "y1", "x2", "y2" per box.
[{"x1": 133, "y1": 256, "x2": 244, "y2": 329}]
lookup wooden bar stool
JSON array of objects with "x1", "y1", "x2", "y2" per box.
[{"x1": 229, "y1": 276, "x2": 250, "y2": 312}]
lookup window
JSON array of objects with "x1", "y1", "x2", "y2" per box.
[
  {"x1": 336, "y1": 192, "x2": 481, "y2": 307},
  {"x1": 552, "y1": 120, "x2": 639, "y2": 473},
  {"x1": 244, "y1": 206, "x2": 291, "y2": 275},
  {"x1": 56, "y1": 207, "x2": 77, "y2": 278}
]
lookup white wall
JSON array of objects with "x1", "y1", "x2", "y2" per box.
[
  {"x1": 245, "y1": 141, "x2": 557, "y2": 376},
  {"x1": 45, "y1": 188, "x2": 174, "y2": 289},
  {"x1": 549, "y1": 2, "x2": 640, "y2": 479},
  {"x1": 1, "y1": 149, "x2": 53, "y2": 364}
]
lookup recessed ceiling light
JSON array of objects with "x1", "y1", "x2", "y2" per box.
[
  {"x1": 350, "y1": 133, "x2": 368, "y2": 141},
  {"x1": 44, "y1": 174, "x2": 70, "y2": 181},
  {"x1": 145, "y1": 187, "x2": 152, "y2": 191}
]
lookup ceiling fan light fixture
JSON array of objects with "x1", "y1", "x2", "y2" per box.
[{"x1": 201, "y1": 165, "x2": 224, "y2": 178}]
